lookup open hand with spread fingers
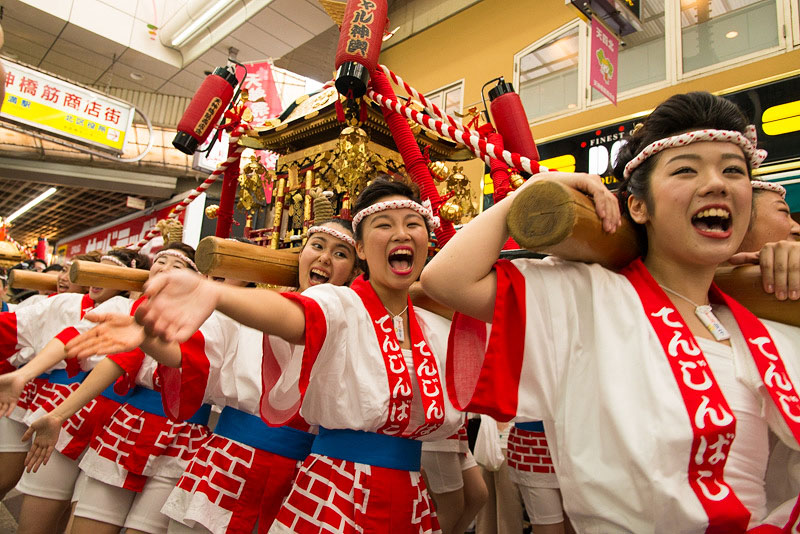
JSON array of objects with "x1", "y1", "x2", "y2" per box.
[
  {"x1": 21, "y1": 413, "x2": 62, "y2": 473},
  {"x1": 65, "y1": 312, "x2": 146, "y2": 359}
]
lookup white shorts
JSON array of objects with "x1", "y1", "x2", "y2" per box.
[
  {"x1": 73, "y1": 474, "x2": 177, "y2": 533},
  {"x1": 16, "y1": 449, "x2": 81, "y2": 501},
  {"x1": 519, "y1": 485, "x2": 564, "y2": 525},
  {"x1": 0, "y1": 417, "x2": 29, "y2": 452},
  {"x1": 421, "y1": 449, "x2": 479, "y2": 494}
]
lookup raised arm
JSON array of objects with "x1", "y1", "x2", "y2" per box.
[
  {"x1": 65, "y1": 311, "x2": 183, "y2": 368},
  {"x1": 422, "y1": 172, "x2": 619, "y2": 322},
  {"x1": 0, "y1": 338, "x2": 68, "y2": 416},
  {"x1": 136, "y1": 270, "x2": 306, "y2": 344},
  {"x1": 21, "y1": 357, "x2": 124, "y2": 472}
]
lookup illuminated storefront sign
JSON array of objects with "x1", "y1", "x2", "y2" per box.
[
  {"x1": 537, "y1": 74, "x2": 800, "y2": 208},
  {"x1": 0, "y1": 59, "x2": 135, "y2": 153}
]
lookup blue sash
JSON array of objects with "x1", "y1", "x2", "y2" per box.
[
  {"x1": 311, "y1": 427, "x2": 422, "y2": 471},
  {"x1": 125, "y1": 387, "x2": 211, "y2": 425},
  {"x1": 515, "y1": 421, "x2": 545, "y2": 432},
  {"x1": 42, "y1": 369, "x2": 88, "y2": 385},
  {"x1": 213, "y1": 406, "x2": 314, "y2": 461}
]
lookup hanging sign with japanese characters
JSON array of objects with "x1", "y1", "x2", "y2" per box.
[
  {"x1": 590, "y1": 18, "x2": 619, "y2": 106},
  {"x1": 0, "y1": 59, "x2": 135, "y2": 153}
]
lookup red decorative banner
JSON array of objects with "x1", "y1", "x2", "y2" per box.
[
  {"x1": 590, "y1": 18, "x2": 619, "y2": 106},
  {"x1": 57, "y1": 202, "x2": 184, "y2": 257}
]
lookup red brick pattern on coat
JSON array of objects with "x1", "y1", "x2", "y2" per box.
[
  {"x1": 507, "y1": 427, "x2": 555, "y2": 475},
  {"x1": 272, "y1": 454, "x2": 441, "y2": 534}
]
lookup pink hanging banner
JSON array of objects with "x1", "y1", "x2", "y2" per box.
[
  {"x1": 236, "y1": 61, "x2": 284, "y2": 127},
  {"x1": 590, "y1": 18, "x2": 619, "y2": 106}
]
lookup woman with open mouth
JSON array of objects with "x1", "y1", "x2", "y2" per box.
[
  {"x1": 129, "y1": 177, "x2": 463, "y2": 533},
  {"x1": 65, "y1": 219, "x2": 360, "y2": 534},
  {"x1": 0, "y1": 248, "x2": 148, "y2": 532},
  {"x1": 7, "y1": 243, "x2": 214, "y2": 534},
  {"x1": 421, "y1": 91, "x2": 800, "y2": 533}
]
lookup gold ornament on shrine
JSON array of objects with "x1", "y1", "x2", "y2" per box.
[
  {"x1": 329, "y1": 126, "x2": 372, "y2": 199},
  {"x1": 509, "y1": 171, "x2": 526, "y2": 190},
  {"x1": 428, "y1": 160, "x2": 450, "y2": 182},
  {"x1": 438, "y1": 164, "x2": 477, "y2": 224},
  {"x1": 205, "y1": 205, "x2": 219, "y2": 219},
  {"x1": 156, "y1": 218, "x2": 184, "y2": 245},
  {"x1": 237, "y1": 155, "x2": 269, "y2": 213}
]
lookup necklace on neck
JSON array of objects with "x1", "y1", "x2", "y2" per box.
[
  {"x1": 385, "y1": 304, "x2": 409, "y2": 342},
  {"x1": 658, "y1": 284, "x2": 731, "y2": 341}
]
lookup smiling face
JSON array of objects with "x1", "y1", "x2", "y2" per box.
[
  {"x1": 355, "y1": 194, "x2": 430, "y2": 293},
  {"x1": 57, "y1": 268, "x2": 85, "y2": 294},
  {"x1": 298, "y1": 223, "x2": 357, "y2": 292},
  {"x1": 150, "y1": 252, "x2": 192, "y2": 278},
  {"x1": 628, "y1": 141, "x2": 752, "y2": 268},
  {"x1": 88, "y1": 259, "x2": 123, "y2": 303},
  {"x1": 738, "y1": 190, "x2": 800, "y2": 252}
]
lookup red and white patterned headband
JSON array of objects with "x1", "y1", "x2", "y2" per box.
[
  {"x1": 101, "y1": 255, "x2": 126, "y2": 268},
  {"x1": 751, "y1": 180, "x2": 786, "y2": 198},
  {"x1": 351, "y1": 199, "x2": 441, "y2": 233},
  {"x1": 307, "y1": 226, "x2": 356, "y2": 248},
  {"x1": 153, "y1": 249, "x2": 198, "y2": 272},
  {"x1": 623, "y1": 125, "x2": 768, "y2": 179}
]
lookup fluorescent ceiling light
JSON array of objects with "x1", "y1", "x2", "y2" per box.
[
  {"x1": 726, "y1": 30, "x2": 739, "y2": 39},
  {"x1": 171, "y1": 0, "x2": 231, "y2": 47},
  {"x1": 7, "y1": 187, "x2": 57, "y2": 223}
]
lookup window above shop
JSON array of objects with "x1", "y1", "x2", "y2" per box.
[
  {"x1": 514, "y1": 0, "x2": 796, "y2": 123},
  {"x1": 424, "y1": 81, "x2": 465, "y2": 119}
]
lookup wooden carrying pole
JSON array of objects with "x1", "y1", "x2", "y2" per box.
[
  {"x1": 196, "y1": 237, "x2": 300, "y2": 287},
  {"x1": 508, "y1": 179, "x2": 799, "y2": 327},
  {"x1": 8, "y1": 271, "x2": 58, "y2": 292},
  {"x1": 196, "y1": 237, "x2": 454, "y2": 319},
  {"x1": 69, "y1": 261, "x2": 149, "y2": 292}
]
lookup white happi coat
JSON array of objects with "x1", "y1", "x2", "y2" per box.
[
  {"x1": 448, "y1": 257, "x2": 800, "y2": 534},
  {"x1": 265, "y1": 283, "x2": 463, "y2": 440}
]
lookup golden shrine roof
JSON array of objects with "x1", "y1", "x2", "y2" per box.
[{"x1": 239, "y1": 86, "x2": 474, "y2": 161}]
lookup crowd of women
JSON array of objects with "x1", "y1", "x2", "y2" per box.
[{"x1": 0, "y1": 91, "x2": 799, "y2": 534}]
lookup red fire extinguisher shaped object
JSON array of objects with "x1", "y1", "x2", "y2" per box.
[
  {"x1": 173, "y1": 66, "x2": 238, "y2": 155},
  {"x1": 488, "y1": 79, "x2": 540, "y2": 163},
  {"x1": 334, "y1": 0, "x2": 388, "y2": 98}
]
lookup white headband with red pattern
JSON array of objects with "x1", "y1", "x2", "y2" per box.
[
  {"x1": 623, "y1": 125, "x2": 768, "y2": 180},
  {"x1": 351, "y1": 199, "x2": 441, "y2": 233},
  {"x1": 751, "y1": 180, "x2": 786, "y2": 198},
  {"x1": 307, "y1": 226, "x2": 356, "y2": 248}
]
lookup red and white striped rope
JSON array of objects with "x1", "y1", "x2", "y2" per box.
[
  {"x1": 131, "y1": 123, "x2": 249, "y2": 249},
  {"x1": 377, "y1": 65, "x2": 464, "y2": 133},
  {"x1": 367, "y1": 88, "x2": 547, "y2": 175}
]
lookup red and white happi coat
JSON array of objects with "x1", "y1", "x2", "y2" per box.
[
  {"x1": 49, "y1": 296, "x2": 147, "y2": 460},
  {"x1": 447, "y1": 257, "x2": 800, "y2": 534},
  {"x1": 161, "y1": 316, "x2": 310, "y2": 534},
  {"x1": 422, "y1": 422, "x2": 469, "y2": 454},
  {"x1": 79, "y1": 341, "x2": 214, "y2": 492},
  {"x1": 262, "y1": 283, "x2": 464, "y2": 534},
  {"x1": 0, "y1": 293, "x2": 100, "y2": 423}
]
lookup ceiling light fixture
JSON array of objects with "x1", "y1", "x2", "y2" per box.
[
  {"x1": 726, "y1": 30, "x2": 739, "y2": 39},
  {"x1": 171, "y1": 0, "x2": 231, "y2": 48},
  {"x1": 130, "y1": 72, "x2": 145, "y2": 81},
  {"x1": 7, "y1": 187, "x2": 57, "y2": 223}
]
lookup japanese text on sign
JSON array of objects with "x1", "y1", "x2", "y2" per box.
[
  {"x1": 346, "y1": 0, "x2": 377, "y2": 56},
  {"x1": 1, "y1": 59, "x2": 134, "y2": 153}
]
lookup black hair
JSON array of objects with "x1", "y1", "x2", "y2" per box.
[
  {"x1": 107, "y1": 248, "x2": 151, "y2": 271},
  {"x1": 612, "y1": 92, "x2": 752, "y2": 253},
  {"x1": 43, "y1": 264, "x2": 64, "y2": 273},
  {"x1": 161, "y1": 242, "x2": 196, "y2": 263}
]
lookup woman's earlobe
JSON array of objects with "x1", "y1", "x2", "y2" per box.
[{"x1": 627, "y1": 195, "x2": 650, "y2": 224}]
